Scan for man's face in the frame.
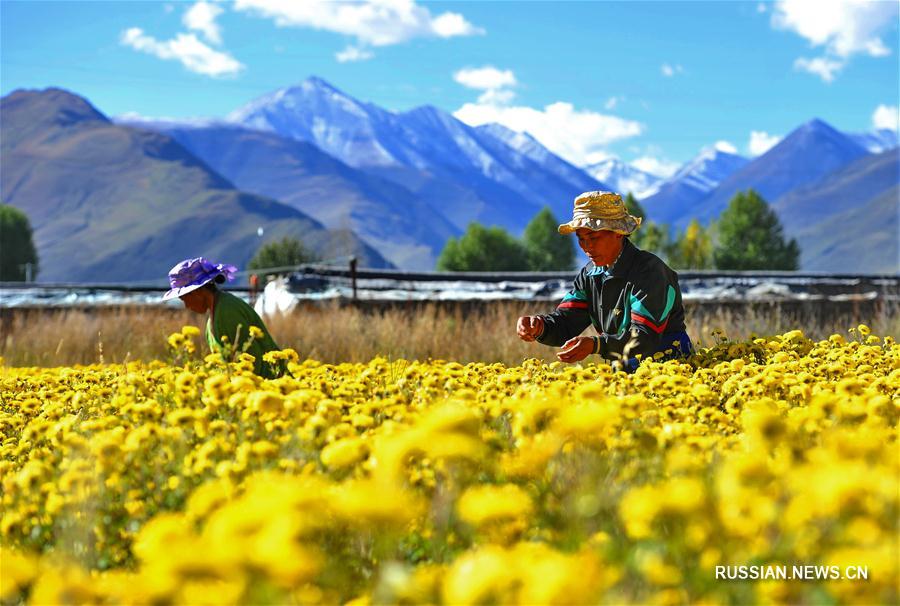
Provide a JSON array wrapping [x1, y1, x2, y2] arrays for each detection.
[[575, 228, 624, 266], [179, 289, 209, 314]]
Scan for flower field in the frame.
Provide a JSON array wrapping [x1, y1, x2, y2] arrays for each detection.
[[1, 327, 898, 605]]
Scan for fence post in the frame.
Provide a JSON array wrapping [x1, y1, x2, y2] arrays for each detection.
[[350, 257, 358, 302]]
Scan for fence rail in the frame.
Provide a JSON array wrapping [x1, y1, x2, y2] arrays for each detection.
[[2, 267, 897, 291]]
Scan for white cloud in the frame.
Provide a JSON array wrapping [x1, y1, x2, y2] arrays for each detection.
[[872, 104, 899, 131], [120, 27, 244, 77], [183, 1, 224, 45], [113, 111, 219, 127], [772, 0, 897, 58], [453, 66, 517, 90], [748, 130, 782, 156], [757, 2, 768, 14], [454, 100, 644, 167], [431, 12, 479, 37], [336, 45, 374, 62], [712, 140, 738, 154], [234, 0, 484, 47], [630, 155, 680, 178], [476, 88, 516, 105], [793, 56, 844, 82], [661, 63, 683, 77], [604, 96, 624, 110], [454, 66, 518, 105]]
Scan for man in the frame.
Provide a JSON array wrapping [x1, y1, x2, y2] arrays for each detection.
[[516, 191, 693, 370]]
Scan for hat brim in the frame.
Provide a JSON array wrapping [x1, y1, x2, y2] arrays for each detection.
[[162, 282, 206, 301], [558, 215, 641, 236]]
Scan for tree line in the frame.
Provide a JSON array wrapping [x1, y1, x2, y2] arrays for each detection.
[[437, 189, 800, 272]]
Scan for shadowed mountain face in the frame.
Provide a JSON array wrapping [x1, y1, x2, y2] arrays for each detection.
[[774, 149, 900, 272], [773, 148, 899, 231], [149, 124, 461, 271], [227, 77, 606, 232], [693, 119, 870, 226], [1, 88, 389, 282], [793, 184, 899, 273]]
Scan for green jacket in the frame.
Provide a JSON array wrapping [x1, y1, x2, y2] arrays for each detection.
[[537, 238, 690, 364], [206, 290, 282, 378]]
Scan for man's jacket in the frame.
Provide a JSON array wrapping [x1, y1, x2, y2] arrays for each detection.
[[537, 238, 690, 363]]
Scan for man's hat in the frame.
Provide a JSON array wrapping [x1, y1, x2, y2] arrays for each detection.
[[558, 191, 641, 235]]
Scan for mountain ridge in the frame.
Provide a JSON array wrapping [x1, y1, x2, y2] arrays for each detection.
[[1, 87, 389, 282], [154, 122, 460, 270], [227, 77, 606, 230]]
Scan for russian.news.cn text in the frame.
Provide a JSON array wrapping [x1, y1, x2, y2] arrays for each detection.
[[716, 565, 868, 581]]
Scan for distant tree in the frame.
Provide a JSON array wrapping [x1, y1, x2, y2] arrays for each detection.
[[671, 219, 714, 269], [522, 207, 576, 271], [714, 189, 800, 270], [247, 236, 317, 278], [624, 192, 647, 220], [0, 204, 39, 281], [437, 223, 530, 271], [632, 221, 671, 260]]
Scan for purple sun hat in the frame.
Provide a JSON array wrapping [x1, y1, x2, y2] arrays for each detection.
[[162, 257, 238, 301]]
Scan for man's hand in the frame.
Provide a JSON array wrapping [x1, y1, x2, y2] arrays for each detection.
[[557, 336, 596, 363], [516, 315, 544, 342]]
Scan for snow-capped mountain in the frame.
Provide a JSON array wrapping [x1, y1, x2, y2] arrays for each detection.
[[474, 123, 606, 197], [228, 77, 404, 168], [583, 158, 663, 199], [111, 78, 897, 273], [227, 77, 604, 231], [641, 147, 749, 226], [666, 146, 750, 194], [847, 128, 899, 153]]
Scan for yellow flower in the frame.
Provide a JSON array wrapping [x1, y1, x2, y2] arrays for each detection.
[[247, 391, 287, 415], [167, 332, 186, 349], [441, 546, 512, 604], [321, 438, 369, 470], [329, 480, 424, 526], [2, 326, 898, 605], [456, 484, 533, 527], [637, 551, 683, 586], [0, 547, 38, 601]]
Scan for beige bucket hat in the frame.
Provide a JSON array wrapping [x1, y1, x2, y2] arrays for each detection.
[[557, 191, 642, 235]]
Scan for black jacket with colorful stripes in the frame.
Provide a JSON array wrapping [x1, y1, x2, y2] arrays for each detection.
[[536, 238, 688, 362]]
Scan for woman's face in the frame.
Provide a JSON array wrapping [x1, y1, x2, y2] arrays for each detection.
[[179, 288, 211, 314], [576, 228, 624, 266]]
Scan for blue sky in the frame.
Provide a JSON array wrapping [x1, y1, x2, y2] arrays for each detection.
[[2, 0, 898, 174]]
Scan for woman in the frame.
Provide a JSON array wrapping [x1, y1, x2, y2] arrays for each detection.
[[163, 257, 284, 378], [516, 191, 693, 371]]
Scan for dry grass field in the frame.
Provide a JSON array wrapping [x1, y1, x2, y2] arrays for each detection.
[[2, 298, 897, 367]]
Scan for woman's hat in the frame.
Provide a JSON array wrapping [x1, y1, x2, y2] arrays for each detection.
[[557, 191, 642, 235], [162, 257, 237, 301]]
